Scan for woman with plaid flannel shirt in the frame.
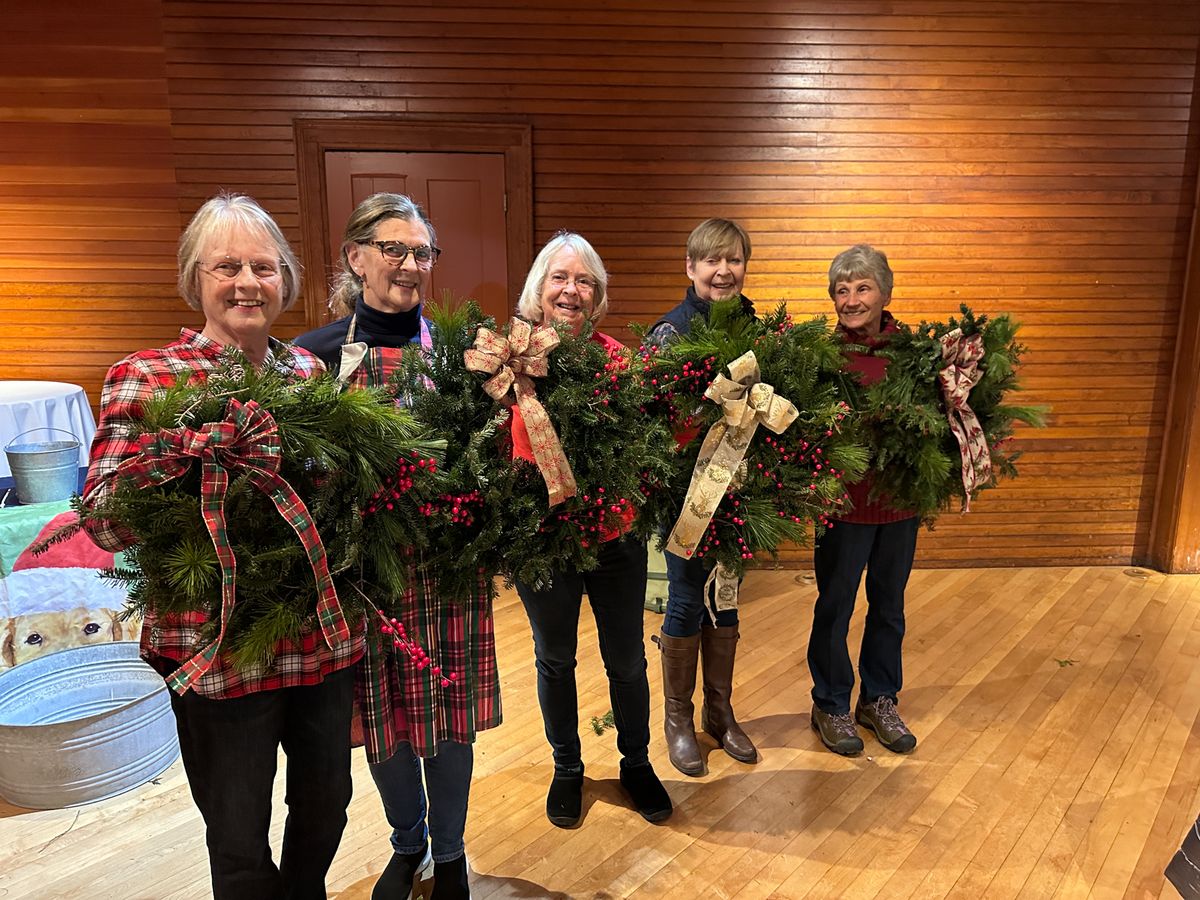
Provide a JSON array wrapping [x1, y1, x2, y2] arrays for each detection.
[[82, 193, 364, 900], [295, 192, 499, 900]]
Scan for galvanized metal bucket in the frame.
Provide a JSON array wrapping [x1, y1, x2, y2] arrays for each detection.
[[0, 642, 179, 809], [4, 427, 81, 504]]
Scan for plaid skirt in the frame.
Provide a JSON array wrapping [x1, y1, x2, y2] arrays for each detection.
[[356, 567, 502, 762]]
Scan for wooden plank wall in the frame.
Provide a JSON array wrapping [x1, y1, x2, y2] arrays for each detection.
[[0, 1, 180, 399], [1, 1, 1198, 568]]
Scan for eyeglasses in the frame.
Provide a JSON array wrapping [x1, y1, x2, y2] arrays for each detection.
[[359, 240, 442, 269], [203, 259, 286, 282], [548, 272, 596, 292]]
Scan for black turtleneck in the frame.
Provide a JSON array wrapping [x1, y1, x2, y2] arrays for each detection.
[[292, 296, 424, 370]]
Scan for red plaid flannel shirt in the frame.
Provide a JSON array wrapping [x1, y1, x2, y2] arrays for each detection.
[[82, 328, 365, 699]]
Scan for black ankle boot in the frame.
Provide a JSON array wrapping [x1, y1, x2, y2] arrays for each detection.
[[546, 769, 584, 827], [430, 853, 470, 900], [372, 846, 431, 899], [619, 763, 673, 823]]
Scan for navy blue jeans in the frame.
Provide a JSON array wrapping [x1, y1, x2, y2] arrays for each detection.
[[170, 665, 355, 900], [368, 739, 473, 863], [662, 549, 737, 637], [808, 517, 919, 714], [514, 536, 651, 772]]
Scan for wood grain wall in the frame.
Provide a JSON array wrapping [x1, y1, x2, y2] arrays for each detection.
[[2, 1, 1198, 568]]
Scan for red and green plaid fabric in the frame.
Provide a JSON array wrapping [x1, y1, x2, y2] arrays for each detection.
[[82, 328, 364, 698], [345, 344, 502, 762], [115, 398, 351, 694]]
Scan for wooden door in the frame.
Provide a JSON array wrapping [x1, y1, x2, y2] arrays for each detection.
[[324, 150, 510, 323]]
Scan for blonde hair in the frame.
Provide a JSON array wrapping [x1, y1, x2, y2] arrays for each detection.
[[177, 192, 301, 311], [685, 218, 751, 263], [516, 231, 609, 324]]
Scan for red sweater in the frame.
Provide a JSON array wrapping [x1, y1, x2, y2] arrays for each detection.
[[836, 312, 916, 525]]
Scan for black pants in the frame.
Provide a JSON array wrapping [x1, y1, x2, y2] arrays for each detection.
[[169, 665, 355, 900], [808, 518, 919, 714], [514, 536, 652, 772]]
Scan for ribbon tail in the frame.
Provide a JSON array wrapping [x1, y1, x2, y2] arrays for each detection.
[[256, 471, 350, 649], [666, 421, 757, 558], [514, 380, 577, 507], [168, 458, 235, 694], [703, 563, 740, 627]]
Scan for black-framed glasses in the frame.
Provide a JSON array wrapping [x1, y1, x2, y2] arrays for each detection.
[[203, 259, 286, 282], [359, 240, 442, 269]]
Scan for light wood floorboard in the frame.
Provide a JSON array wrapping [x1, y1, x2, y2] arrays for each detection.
[[1, 566, 1198, 898]]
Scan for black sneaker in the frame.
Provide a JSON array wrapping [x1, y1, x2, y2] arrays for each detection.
[[546, 769, 584, 828], [810, 707, 865, 756], [430, 853, 470, 900], [619, 763, 673, 822], [855, 696, 917, 753], [372, 845, 432, 899]]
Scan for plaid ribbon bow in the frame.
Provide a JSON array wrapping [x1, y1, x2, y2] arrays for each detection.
[[464, 319, 577, 506], [116, 398, 349, 693], [938, 328, 994, 512]]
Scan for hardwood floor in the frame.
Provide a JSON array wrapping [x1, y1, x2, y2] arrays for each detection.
[[1, 566, 1198, 898]]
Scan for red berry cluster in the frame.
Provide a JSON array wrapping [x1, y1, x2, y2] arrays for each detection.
[[637, 354, 719, 426], [590, 352, 630, 408], [376, 610, 458, 688], [418, 490, 483, 526], [544, 486, 631, 549], [364, 451, 439, 515]]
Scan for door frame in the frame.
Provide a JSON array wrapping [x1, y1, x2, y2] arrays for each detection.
[[294, 117, 533, 328]]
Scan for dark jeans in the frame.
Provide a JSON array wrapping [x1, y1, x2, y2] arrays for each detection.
[[809, 517, 919, 715], [514, 536, 651, 772], [662, 549, 738, 636], [368, 739, 473, 863], [169, 666, 356, 900]]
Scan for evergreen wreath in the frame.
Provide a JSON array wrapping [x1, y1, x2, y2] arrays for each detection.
[[45, 354, 444, 671], [853, 304, 1046, 523], [371, 301, 675, 598], [634, 299, 869, 577]]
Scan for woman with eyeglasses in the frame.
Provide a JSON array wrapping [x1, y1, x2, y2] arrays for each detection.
[[296, 193, 498, 900], [82, 192, 364, 899], [509, 232, 673, 830]]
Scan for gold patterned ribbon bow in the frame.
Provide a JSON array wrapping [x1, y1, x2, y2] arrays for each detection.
[[939, 328, 993, 512], [464, 318, 577, 506], [667, 350, 800, 560], [116, 398, 349, 694]]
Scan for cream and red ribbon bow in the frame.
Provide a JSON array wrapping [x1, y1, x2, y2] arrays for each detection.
[[939, 328, 993, 512], [464, 318, 577, 506], [666, 350, 799, 560], [116, 398, 349, 694]]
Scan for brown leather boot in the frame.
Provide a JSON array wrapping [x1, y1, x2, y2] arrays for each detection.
[[652, 631, 704, 776], [699, 625, 757, 763]]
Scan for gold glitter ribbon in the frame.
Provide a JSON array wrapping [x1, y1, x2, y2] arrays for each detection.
[[464, 318, 577, 506], [666, 351, 799, 560], [938, 328, 993, 512]]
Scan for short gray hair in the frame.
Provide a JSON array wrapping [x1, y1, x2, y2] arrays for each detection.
[[827, 244, 894, 299], [177, 192, 301, 311], [329, 192, 437, 318], [517, 231, 609, 324]]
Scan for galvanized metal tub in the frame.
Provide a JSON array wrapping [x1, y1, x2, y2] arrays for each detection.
[[0, 641, 179, 809], [4, 428, 81, 505]]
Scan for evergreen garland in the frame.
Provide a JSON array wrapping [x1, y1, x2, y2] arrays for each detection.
[[634, 299, 870, 576], [372, 301, 675, 597], [853, 304, 1046, 523], [51, 355, 444, 670]]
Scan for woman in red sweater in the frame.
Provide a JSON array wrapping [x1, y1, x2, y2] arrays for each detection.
[[511, 232, 673, 829], [809, 244, 920, 757]]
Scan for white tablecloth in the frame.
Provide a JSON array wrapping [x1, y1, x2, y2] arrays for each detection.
[[0, 382, 96, 479]]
